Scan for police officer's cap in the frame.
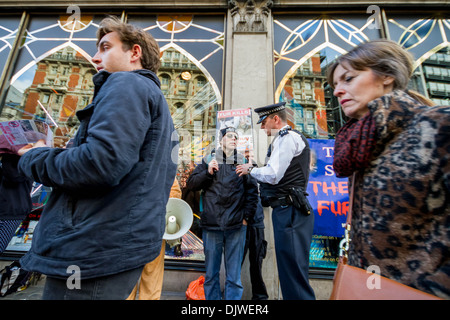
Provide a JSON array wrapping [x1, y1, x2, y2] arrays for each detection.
[[254, 102, 286, 124]]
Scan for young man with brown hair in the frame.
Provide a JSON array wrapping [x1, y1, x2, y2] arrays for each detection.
[[18, 16, 178, 299]]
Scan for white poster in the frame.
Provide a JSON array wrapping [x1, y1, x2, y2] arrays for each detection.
[[216, 108, 254, 155]]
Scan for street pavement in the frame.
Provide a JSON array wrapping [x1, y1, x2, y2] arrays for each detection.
[[0, 261, 185, 300]]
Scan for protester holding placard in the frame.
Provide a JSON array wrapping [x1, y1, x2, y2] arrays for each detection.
[[187, 127, 258, 300]]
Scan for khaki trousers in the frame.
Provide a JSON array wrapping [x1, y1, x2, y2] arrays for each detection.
[[127, 242, 165, 300]]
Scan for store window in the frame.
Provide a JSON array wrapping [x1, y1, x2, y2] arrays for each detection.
[[1, 13, 103, 253], [157, 47, 218, 262], [0, 16, 22, 77], [386, 15, 450, 106], [2, 13, 225, 265], [274, 14, 381, 138], [1, 14, 101, 143]]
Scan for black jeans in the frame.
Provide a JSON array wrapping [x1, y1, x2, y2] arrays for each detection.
[[42, 266, 143, 300], [243, 226, 268, 300]]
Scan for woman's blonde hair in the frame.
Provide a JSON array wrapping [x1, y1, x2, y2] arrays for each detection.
[[97, 16, 161, 73], [327, 39, 434, 106]]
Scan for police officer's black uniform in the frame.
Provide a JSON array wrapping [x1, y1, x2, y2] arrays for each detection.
[[250, 102, 315, 300]]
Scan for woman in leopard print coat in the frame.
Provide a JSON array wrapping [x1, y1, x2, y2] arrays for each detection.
[[328, 40, 449, 299]]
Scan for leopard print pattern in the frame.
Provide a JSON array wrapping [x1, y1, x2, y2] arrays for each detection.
[[348, 90, 450, 299]]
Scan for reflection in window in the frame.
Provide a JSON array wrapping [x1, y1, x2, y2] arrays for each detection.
[[2, 14, 225, 262], [159, 48, 217, 168], [0, 16, 21, 77], [133, 15, 225, 224], [158, 47, 219, 262], [274, 15, 380, 138], [196, 76, 206, 87], [278, 50, 341, 138], [1, 46, 96, 147], [1, 14, 100, 254], [412, 47, 450, 107], [387, 16, 449, 106], [128, 16, 225, 233], [1, 12, 100, 153]]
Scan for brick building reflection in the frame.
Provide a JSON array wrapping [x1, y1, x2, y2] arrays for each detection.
[[8, 47, 96, 147]]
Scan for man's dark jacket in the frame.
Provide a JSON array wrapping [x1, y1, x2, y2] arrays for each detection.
[[18, 69, 178, 279], [186, 149, 258, 231]]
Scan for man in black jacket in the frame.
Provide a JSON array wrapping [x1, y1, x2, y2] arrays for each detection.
[[0, 145, 32, 254], [187, 127, 258, 300], [17, 16, 177, 299]]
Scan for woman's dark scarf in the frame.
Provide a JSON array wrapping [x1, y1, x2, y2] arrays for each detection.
[[333, 113, 377, 177]]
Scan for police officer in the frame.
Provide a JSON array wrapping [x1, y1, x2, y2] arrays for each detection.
[[236, 102, 315, 300]]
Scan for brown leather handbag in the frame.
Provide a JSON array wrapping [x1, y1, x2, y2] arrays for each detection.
[[329, 175, 442, 300]]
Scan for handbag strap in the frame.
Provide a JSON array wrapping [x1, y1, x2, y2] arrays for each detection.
[[346, 173, 356, 226], [341, 173, 356, 260]]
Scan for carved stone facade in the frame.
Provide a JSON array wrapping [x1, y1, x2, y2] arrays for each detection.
[[228, 0, 273, 33]]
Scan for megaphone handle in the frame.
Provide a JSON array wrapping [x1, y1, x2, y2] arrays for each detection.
[[167, 215, 178, 234]]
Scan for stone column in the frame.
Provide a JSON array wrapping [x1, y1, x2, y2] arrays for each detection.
[[224, 0, 280, 300]]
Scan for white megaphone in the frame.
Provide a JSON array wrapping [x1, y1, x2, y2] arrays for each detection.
[[163, 198, 193, 245]]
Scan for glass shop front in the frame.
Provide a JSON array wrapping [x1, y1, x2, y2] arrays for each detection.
[[1, 6, 448, 277]]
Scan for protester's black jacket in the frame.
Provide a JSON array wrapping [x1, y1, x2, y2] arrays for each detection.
[[186, 148, 258, 231], [0, 154, 32, 220]]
